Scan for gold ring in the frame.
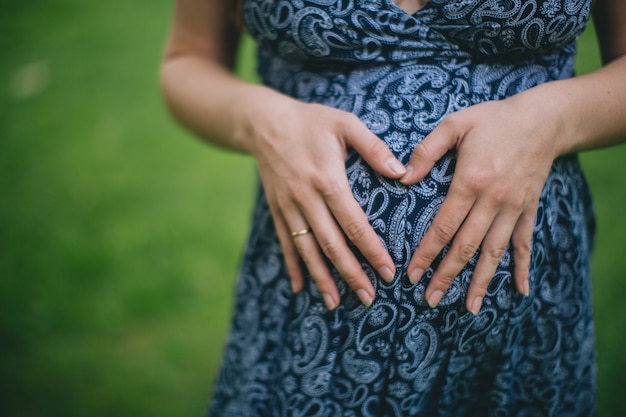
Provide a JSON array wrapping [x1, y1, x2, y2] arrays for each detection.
[[291, 228, 311, 238]]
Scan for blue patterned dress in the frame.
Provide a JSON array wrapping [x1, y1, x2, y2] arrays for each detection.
[[210, 0, 597, 416]]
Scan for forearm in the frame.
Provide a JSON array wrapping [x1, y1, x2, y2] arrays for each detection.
[[510, 54, 626, 158], [556, 54, 626, 154], [539, 0, 626, 155], [160, 54, 294, 154]]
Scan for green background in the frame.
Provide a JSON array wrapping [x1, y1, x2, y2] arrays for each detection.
[[1, 1, 624, 416]]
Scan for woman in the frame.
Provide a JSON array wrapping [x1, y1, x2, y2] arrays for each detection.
[[161, 0, 626, 415]]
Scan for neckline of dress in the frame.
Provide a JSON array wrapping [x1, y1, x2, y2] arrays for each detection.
[[384, 0, 433, 18]]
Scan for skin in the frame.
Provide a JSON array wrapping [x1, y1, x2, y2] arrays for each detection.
[[392, 0, 429, 14], [161, 0, 626, 313]]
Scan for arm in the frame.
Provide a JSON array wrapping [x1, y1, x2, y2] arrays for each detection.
[[160, 0, 406, 309], [401, 0, 626, 314]]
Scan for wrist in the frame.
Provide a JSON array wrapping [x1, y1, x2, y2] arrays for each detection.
[[508, 82, 578, 159], [231, 85, 299, 156]]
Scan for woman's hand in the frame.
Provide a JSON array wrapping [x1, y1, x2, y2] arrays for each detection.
[[242, 96, 406, 310], [163, 0, 626, 315], [400, 97, 561, 315]]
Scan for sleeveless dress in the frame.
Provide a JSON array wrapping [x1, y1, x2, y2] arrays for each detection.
[[210, 1, 597, 416]]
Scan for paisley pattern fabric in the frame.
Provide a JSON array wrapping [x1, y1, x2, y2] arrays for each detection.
[[210, 1, 597, 416]]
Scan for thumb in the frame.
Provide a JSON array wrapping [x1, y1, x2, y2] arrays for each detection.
[[345, 118, 406, 178], [400, 122, 458, 185]]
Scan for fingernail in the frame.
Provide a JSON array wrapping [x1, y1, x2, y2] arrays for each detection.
[[386, 158, 406, 176], [427, 290, 444, 308], [522, 280, 530, 297], [408, 267, 424, 284], [380, 266, 395, 282], [323, 293, 337, 310], [470, 296, 483, 315], [357, 289, 374, 307], [400, 165, 414, 184]]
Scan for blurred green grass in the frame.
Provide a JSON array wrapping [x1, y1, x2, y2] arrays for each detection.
[[0, 1, 624, 416]]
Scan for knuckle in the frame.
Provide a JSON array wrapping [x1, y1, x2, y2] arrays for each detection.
[[313, 277, 338, 297], [413, 143, 429, 160], [339, 112, 363, 134], [366, 251, 388, 269], [343, 220, 368, 242], [437, 272, 456, 287], [341, 269, 363, 287], [368, 138, 390, 159], [308, 170, 328, 193], [286, 182, 309, 206], [274, 193, 294, 212], [484, 245, 507, 262], [472, 277, 491, 292], [507, 192, 525, 211], [488, 185, 508, 206], [319, 239, 345, 260], [414, 249, 437, 266], [491, 182, 524, 210], [465, 169, 492, 192], [439, 114, 457, 130], [432, 221, 457, 243], [456, 242, 478, 260], [512, 231, 532, 252], [342, 111, 360, 125], [315, 176, 345, 200]]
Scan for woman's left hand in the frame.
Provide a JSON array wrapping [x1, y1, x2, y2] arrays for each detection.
[[400, 97, 562, 315]]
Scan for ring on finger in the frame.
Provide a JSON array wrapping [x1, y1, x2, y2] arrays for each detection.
[[291, 228, 311, 238]]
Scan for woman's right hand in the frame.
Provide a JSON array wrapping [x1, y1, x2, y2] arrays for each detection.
[[239, 96, 406, 310]]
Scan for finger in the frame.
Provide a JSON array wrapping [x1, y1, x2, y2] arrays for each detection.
[[320, 178, 396, 283], [511, 209, 534, 297], [297, 199, 376, 307], [294, 240, 341, 310], [343, 115, 406, 178], [423, 200, 496, 309], [465, 211, 518, 315], [269, 194, 341, 310], [407, 185, 476, 286], [288, 223, 343, 310], [273, 215, 305, 294], [400, 120, 458, 185]]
